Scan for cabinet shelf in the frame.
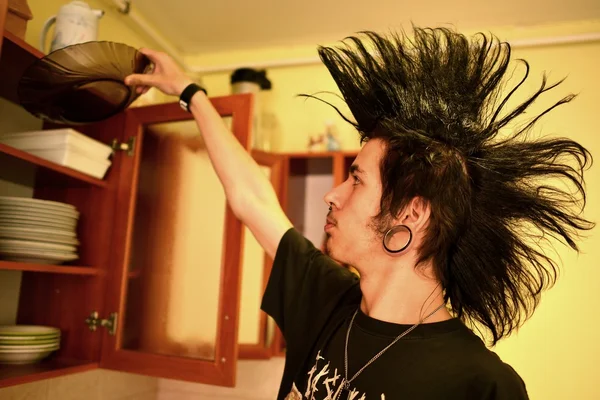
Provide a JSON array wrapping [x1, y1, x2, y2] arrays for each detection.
[[0, 359, 98, 388], [0, 143, 108, 187], [0, 261, 103, 276]]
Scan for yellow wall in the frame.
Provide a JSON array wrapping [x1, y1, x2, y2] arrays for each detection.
[[190, 20, 600, 155], [24, 0, 160, 51], [493, 38, 600, 400], [195, 57, 359, 153], [188, 21, 600, 400]]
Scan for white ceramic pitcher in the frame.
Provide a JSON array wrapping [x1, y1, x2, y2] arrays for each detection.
[[39, 1, 104, 53]]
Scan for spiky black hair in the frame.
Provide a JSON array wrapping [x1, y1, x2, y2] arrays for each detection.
[[312, 27, 594, 344]]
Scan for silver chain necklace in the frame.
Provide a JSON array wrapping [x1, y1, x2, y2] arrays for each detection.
[[337, 302, 447, 399]]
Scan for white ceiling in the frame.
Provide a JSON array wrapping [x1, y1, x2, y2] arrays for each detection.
[[132, 0, 600, 54]]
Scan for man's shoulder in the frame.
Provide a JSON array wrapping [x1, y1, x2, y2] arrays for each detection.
[[438, 332, 528, 398], [467, 357, 528, 399], [415, 325, 527, 398]]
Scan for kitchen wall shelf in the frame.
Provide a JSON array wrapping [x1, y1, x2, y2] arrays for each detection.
[[0, 261, 102, 276], [0, 143, 108, 187], [0, 359, 98, 388]]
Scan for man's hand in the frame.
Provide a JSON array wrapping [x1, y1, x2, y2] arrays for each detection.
[[125, 48, 193, 96]]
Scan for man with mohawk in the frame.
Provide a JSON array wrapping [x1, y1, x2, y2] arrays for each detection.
[[125, 26, 593, 400]]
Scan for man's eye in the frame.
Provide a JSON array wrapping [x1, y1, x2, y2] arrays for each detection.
[[352, 175, 360, 185]]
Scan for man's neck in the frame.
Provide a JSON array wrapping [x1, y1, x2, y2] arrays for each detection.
[[358, 258, 452, 325]]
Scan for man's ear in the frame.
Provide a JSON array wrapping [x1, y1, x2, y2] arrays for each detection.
[[399, 196, 431, 232]]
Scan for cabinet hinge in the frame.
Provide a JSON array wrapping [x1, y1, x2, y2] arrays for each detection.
[[85, 311, 118, 335], [111, 137, 136, 157]]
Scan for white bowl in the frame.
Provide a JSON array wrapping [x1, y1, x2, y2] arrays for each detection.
[[0, 338, 59, 346], [0, 325, 61, 336], [0, 348, 59, 364], [0, 342, 59, 350]]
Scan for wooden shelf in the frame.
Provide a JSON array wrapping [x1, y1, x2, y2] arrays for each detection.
[[0, 261, 103, 276], [0, 143, 108, 187], [0, 358, 98, 388], [0, 31, 43, 104]]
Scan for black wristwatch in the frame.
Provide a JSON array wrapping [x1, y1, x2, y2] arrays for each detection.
[[179, 83, 207, 112]]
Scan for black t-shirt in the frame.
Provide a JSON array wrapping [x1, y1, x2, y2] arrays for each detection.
[[261, 228, 529, 400]]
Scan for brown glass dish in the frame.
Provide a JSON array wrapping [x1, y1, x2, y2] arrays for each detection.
[[18, 41, 152, 125]]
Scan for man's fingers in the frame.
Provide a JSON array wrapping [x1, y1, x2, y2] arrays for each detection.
[[138, 47, 163, 62], [125, 73, 157, 87]]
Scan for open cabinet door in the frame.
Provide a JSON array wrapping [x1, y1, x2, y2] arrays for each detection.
[[238, 150, 284, 359], [100, 94, 253, 386]]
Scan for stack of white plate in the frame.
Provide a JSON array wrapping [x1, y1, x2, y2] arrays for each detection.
[[0, 325, 61, 365], [0, 129, 112, 179], [0, 196, 79, 265]]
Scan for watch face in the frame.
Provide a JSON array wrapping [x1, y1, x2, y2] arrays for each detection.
[[179, 99, 188, 111]]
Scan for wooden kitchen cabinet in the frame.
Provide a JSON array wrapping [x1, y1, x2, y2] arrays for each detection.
[[0, 29, 253, 388]]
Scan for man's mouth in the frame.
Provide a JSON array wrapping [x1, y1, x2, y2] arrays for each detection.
[[324, 216, 336, 232]]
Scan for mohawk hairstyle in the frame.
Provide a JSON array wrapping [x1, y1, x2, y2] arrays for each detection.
[[312, 27, 594, 344]]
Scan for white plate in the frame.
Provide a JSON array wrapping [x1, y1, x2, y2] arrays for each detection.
[[0, 218, 76, 231], [0, 326, 61, 336], [0, 128, 113, 160], [0, 225, 76, 238], [0, 212, 77, 226], [0, 228, 79, 246], [0, 348, 58, 364], [0, 342, 60, 350], [28, 146, 112, 179], [0, 204, 79, 219], [0, 248, 78, 264], [0, 338, 59, 345], [0, 197, 76, 212], [0, 239, 77, 252], [0, 333, 60, 340], [0, 335, 60, 342], [0, 336, 60, 343]]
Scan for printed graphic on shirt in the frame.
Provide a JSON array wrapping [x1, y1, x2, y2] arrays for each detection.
[[285, 351, 386, 400], [284, 383, 303, 400]]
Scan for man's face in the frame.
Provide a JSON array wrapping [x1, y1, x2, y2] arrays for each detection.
[[324, 138, 386, 266]]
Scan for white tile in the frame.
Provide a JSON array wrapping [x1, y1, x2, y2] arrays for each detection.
[[113, 390, 158, 400], [157, 358, 284, 400], [158, 391, 272, 400], [47, 369, 102, 400], [98, 369, 158, 399], [0, 380, 49, 400]]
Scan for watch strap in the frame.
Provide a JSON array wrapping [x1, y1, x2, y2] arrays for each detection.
[[179, 83, 207, 112]]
